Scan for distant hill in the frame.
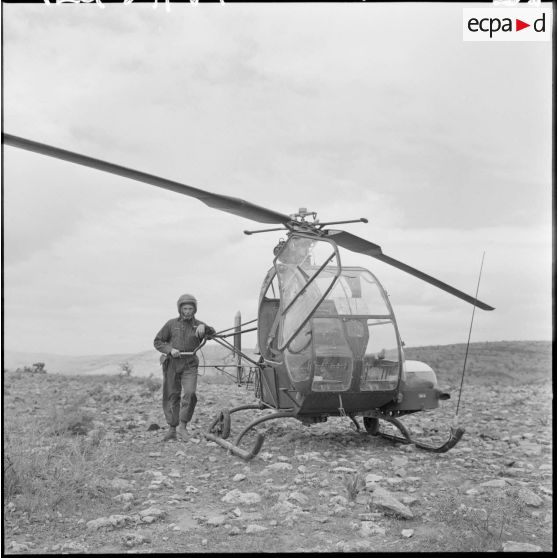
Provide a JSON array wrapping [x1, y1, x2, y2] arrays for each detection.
[[404, 340, 552, 386], [3, 340, 552, 385], [2, 344, 255, 378]]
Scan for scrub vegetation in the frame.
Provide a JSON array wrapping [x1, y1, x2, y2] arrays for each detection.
[[3, 340, 552, 553]]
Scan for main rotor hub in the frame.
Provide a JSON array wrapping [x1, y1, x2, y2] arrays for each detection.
[[290, 207, 318, 224]]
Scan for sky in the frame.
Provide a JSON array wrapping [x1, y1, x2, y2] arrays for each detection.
[[1, 1, 553, 356]]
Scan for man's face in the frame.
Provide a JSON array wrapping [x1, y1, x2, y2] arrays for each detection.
[[180, 304, 196, 319]]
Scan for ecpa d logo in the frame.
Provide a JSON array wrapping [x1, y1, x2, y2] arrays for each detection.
[[463, 7, 551, 41]]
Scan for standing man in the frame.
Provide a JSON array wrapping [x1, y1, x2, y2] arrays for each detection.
[[154, 294, 216, 442]]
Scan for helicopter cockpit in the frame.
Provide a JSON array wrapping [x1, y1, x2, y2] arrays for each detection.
[[262, 234, 403, 393]]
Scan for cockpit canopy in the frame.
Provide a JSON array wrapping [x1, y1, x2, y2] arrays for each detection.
[[260, 234, 402, 392]]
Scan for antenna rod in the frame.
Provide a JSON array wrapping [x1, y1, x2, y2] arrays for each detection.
[[455, 252, 487, 417]]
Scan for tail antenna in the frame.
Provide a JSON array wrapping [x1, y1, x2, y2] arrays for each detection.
[[455, 252, 487, 420]]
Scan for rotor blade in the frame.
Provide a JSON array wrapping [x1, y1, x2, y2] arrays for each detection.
[[2, 133, 291, 225], [325, 229, 494, 311]]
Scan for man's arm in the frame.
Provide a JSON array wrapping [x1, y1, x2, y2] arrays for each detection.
[[195, 321, 216, 339], [154, 321, 174, 354]]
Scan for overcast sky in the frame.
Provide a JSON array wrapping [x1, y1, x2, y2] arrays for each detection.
[[2, 2, 553, 356]]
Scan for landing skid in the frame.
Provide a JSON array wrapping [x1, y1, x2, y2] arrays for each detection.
[[204, 406, 465, 461], [204, 404, 298, 461], [360, 415, 465, 453]]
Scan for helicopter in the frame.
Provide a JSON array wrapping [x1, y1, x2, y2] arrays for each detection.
[[3, 133, 494, 461]]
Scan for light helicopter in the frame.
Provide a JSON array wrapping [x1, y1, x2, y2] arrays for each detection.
[[3, 133, 494, 461]]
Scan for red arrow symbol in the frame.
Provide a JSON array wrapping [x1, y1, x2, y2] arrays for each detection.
[[516, 19, 530, 32]]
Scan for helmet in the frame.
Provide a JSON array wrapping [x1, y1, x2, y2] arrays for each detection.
[[177, 294, 197, 313]]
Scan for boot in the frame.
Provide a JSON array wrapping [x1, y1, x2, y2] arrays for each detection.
[[177, 422, 188, 442], [163, 426, 176, 442]]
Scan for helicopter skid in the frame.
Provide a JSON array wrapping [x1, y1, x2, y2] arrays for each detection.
[[204, 405, 297, 461], [375, 416, 465, 453]]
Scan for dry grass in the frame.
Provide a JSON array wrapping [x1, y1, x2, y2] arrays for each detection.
[[433, 487, 530, 552]]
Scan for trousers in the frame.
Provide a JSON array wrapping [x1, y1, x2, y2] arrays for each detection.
[[162, 358, 198, 427]]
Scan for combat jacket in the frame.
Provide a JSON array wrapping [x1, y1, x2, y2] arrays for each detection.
[[154, 317, 215, 368]]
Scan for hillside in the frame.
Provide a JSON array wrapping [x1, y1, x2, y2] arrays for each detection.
[[3, 340, 551, 386], [404, 340, 552, 387], [2, 344, 255, 378]]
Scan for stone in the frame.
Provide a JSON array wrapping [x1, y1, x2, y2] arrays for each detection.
[[288, 491, 309, 505], [401, 529, 414, 538], [113, 493, 134, 503], [332, 466, 357, 473], [110, 478, 134, 490], [233, 474, 246, 482], [371, 487, 414, 519], [365, 473, 383, 489], [246, 524, 268, 533], [516, 488, 543, 507], [502, 541, 542, 552], [360, 521, 386, 537], [265, 462, 292, 471], [480, 479, 508, 488], [355, 492, 371, 505], [206, 515, 227, 527], [139, 507, 165, 519], [221, 489, 261, 505]]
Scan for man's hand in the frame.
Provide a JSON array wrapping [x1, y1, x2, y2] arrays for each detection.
[[170, 348, 180, 358], [195, 324, 206, 338]]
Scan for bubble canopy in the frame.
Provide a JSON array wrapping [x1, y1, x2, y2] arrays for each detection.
[[273, 234, 402, 392]]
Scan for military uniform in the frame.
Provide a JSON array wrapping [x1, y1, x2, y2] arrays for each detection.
[[154, 295, 215, 430]]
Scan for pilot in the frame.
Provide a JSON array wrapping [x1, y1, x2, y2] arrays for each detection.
[[154, 294, 215, 442]]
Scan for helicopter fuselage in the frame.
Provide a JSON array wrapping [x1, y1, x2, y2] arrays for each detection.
[[255, 233, 448, 420]]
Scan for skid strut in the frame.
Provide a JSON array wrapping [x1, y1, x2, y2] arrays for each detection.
[[375, 416, 465, 453], [204, 405, 297, 461]]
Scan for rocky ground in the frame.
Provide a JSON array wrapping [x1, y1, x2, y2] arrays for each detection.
[[3, 368, 553, 554]]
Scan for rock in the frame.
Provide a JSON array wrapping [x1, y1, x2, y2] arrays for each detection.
[[360, 521, 386, 537], [516, 488, 543, 507], [355, 492, 371, 505], [121, 533, 150, 547], [520, 443, 542, 457], [7, 541, 32, 552], [288, 491, 309, 505], [86, 517, 112, 530], [400, 495, 419, 506], [139, 507, 165, 519], [86, 515, 132, 530], [332, 466, 357, 473], [371, 487, 414, 519], [233, 474, 246, 482], [330, 495, 348, 506], [168, 469, 181, 478], [271, 500, 298, 515], [228, 527, 241, 536], [246, 524, 268, 533], [265, 462, 292, 471], [480, 479, 508, 488], [221, 489, 261, 505], [401, 529, 414, 538], [363, 458, 383, 471], [110, 478, 134, 490], [364, 473, 383, 489], [113, 493, 134, 503], [147, 423, 160, 431], [337, 540, 372, 552], [502, 541, 542, 552], [206, 515, 227, 526]]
